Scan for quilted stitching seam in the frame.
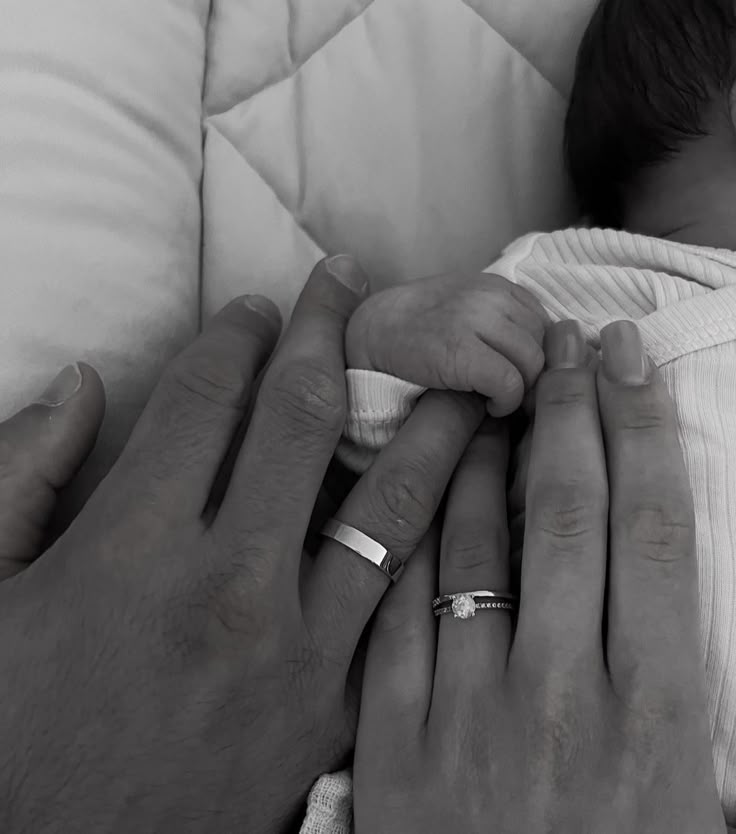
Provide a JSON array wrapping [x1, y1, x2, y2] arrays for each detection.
[[206, 0, 377, 119], [459, 0, 566, 100], [205, 122, 325, 256], [200, 0, 216, 328]]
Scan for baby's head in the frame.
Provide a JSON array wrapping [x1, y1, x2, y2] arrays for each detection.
[[565, 0, 736, 249]]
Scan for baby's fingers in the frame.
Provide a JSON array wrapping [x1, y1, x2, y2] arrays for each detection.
[[459, 342, 525, 417], [480, 272, 550, 331], [468, 327, 545, 417], [476, 311, 546, 388]]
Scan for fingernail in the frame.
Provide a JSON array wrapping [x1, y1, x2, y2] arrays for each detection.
[[36, 363, 83, 406], [543, 321, 587, 369], [325, 254, 369, 297], [601, 321, 651, 385], [241, 294, 281, 323]]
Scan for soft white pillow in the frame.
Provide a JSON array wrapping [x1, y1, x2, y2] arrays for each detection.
[[0, 0, 208, 517], [201, 0, 596, 320]]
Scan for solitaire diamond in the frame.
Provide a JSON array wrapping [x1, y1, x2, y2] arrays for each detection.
[[451, 594, 476, 619]]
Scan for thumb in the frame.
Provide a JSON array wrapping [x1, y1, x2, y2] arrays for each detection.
[[0, 362, 105, 579]]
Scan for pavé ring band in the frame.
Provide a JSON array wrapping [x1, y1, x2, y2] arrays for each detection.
[[432, 590, 519, 619]]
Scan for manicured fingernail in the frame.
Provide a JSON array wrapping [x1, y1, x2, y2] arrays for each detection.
[[36, 363, 83, 406], [601, 321, 651, 385], [325, 254, 369, 297], [241, 294, 281, 322], [543, 320, 587, 369]]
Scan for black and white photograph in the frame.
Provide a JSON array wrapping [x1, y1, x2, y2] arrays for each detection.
[[1, 1, 735, 831]]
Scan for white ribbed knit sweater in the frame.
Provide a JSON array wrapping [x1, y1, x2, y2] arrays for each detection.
[[301, 228, 736, 832]]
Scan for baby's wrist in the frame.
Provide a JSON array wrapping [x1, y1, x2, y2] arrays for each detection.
[[345, 342, 376, 371]]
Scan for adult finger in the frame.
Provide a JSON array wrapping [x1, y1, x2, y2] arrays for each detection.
[[358, 526, 439, 744], [508, 419, 532, 587], [433, 420, 512, 701], [0, 363, 105, 578], [303, 390, 485, 655], [214, 256, 368, 568], [304, 459, 359, 557], [521, 344, 599, 418], [511, 321, 609, 675], [111, 294, 282, 522], [597, 321, 700, 696]]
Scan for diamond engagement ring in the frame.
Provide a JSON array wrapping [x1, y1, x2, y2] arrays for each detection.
[[321, 518, 404, 582], [432, 590, 519, 619]]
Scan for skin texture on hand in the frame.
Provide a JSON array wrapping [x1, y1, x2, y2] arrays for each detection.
[[0, 257, 487, 834], [353, 320, 728, 833], [345, 272, 549, 417], [0, 363, 105, 578]]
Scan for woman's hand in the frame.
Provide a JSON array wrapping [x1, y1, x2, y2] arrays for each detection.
[[0, 256, 485, 834], [354, 319, 726, 833]]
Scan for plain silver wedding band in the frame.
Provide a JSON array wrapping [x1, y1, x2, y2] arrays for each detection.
[[321, 518, 404, 582]]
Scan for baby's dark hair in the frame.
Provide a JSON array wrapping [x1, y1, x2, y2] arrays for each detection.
[[565, 0, 736, 228]]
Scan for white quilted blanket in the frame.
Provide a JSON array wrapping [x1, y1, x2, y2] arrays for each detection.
[[0, 0, 595, 515]]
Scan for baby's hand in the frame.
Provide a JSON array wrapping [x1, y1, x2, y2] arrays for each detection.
[[345, 272, 548, 417]]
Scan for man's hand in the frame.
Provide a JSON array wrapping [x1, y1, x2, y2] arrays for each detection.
[[0, 256, 485, 834], [0, 362, 105, 577]]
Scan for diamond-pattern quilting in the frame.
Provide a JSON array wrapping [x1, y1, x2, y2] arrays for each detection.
[[204, 0, 375, 116], [202, 0, 579, 323], [462, 0, 598, 96], [202, 124, 323, 320]]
